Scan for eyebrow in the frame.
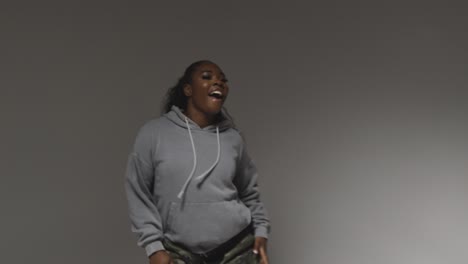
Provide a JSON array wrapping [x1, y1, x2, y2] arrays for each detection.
[[200, 70, 226, 77]]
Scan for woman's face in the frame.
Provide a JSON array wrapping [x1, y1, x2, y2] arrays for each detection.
[[184, 62, 229, 116]]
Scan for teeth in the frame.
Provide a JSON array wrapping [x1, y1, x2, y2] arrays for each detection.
[[210, 91, 222, 96]]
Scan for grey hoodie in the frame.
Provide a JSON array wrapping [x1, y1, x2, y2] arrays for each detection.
[[125, 105, 270, 257]]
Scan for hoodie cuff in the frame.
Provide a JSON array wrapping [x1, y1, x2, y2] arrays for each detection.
[[145, 241, 165, 257], [254, 226, 269, 239]]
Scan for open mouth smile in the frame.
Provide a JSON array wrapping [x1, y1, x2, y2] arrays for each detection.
[[208, 88, 225, 102]]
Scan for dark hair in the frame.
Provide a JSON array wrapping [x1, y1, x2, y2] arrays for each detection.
[[162, 60, 214, 114]]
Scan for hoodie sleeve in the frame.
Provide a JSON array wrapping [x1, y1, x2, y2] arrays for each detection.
[[124, 123, 165, 256], [234, 140, 271, 239]]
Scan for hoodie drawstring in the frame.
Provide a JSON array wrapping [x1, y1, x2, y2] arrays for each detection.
[[177, 117, 221, 199]]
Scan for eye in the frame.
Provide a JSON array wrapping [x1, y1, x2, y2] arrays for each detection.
[[202, 74, 212, 80], [222, 78, 228, 83]]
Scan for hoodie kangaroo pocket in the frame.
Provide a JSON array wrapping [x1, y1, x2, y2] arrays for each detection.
[[165, 200, 251, 253]]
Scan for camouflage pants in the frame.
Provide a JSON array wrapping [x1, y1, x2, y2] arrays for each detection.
[[162, 233, 259, 264]]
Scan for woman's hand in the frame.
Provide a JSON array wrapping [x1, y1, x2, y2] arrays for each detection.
[[149, 250, 173, 264], [253, 237, 269, 264]]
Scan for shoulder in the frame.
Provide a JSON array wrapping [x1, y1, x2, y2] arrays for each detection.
[[133, 116, 170, 145], [220, 127, 247, 155], [230, 127, 246, 144], [131, 116, 171, 155], [221, 126, 242, 139]]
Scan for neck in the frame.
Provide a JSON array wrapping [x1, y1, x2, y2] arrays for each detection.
[[184, 106, 219, 128]]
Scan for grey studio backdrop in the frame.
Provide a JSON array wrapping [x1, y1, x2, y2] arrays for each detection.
[[1, 1, 467, 264]]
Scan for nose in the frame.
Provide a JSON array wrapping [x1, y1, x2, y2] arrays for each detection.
[[213, 78, 226, 88]]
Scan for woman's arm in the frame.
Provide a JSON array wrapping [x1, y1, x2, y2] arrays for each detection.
[[234, 140, 270, 238], [125, 123, 166, 258], [234, 139, 270, 263]]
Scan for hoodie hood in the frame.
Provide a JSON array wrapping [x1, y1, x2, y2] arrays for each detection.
[[164, 105, 234, 132]]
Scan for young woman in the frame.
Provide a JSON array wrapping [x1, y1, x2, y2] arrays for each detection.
[[125, 60, 270, 264]]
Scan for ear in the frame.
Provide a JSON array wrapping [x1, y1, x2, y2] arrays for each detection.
[[183, 84, 192, 97]]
